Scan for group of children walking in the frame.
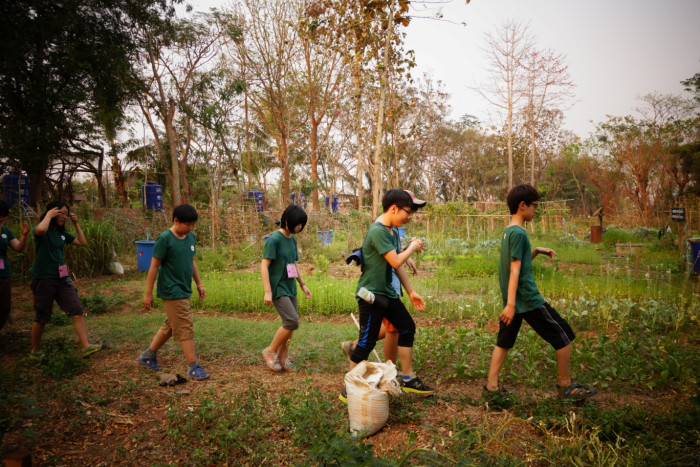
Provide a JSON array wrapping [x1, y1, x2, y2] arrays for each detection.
[[2, 184, 596, 401]]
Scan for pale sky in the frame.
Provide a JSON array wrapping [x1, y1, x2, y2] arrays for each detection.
[[186, 0, 700, 138]]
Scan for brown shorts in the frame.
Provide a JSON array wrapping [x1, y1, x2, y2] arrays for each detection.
[[158, 298, 194, 341], [31, 278, 84, 325]]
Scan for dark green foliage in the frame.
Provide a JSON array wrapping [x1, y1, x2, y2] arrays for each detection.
[[40, 339, 88, 380], [80, 290, 126, 315]]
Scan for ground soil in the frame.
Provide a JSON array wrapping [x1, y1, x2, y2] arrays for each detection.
[[0, 273, 685, 466]]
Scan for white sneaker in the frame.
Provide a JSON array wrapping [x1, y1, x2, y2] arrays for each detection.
[[262, 348, 282, 371]]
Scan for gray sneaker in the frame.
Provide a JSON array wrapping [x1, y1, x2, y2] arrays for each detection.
[[262, 348, 282, 371]]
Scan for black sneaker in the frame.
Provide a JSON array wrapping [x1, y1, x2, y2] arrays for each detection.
[[339, 388, 347, 404], [401, 376, 435, 395]]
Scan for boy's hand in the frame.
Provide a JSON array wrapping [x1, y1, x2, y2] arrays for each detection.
[[69, 212, 79, 224], [264, 292, 273, 306], [405, 257, 418, 275], [408, 238, 425, 254], [408, 290, 425, 311], [301, 284, 311, 299], [499, 304, 515, 326], [196, 285, 206, 301], [143, 292, 154, 310], [20, 223, 29, 236], [536, 247, 556, 260]]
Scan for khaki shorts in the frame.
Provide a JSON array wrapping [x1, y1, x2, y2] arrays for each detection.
[[158, 298, 194, 341]]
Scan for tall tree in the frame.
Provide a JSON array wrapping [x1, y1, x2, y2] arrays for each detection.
[[474, 19, 533, 189], [0, 0, 176, 205]]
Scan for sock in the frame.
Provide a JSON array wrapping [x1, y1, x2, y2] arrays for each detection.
[[402, 374, 415, 382], [188, 361, 198, 370], [140, 348, 156, 359]]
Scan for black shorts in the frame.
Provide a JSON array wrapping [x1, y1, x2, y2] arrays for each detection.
[[351, 294, 416, 364], [496, 302, 575, 351], [31, 277, 84, 325]]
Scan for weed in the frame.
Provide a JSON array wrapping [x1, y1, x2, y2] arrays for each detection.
[[39, 338, 88, 379], [81, 290, 126, 315]]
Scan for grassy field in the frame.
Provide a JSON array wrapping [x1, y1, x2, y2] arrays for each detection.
[[0, 221, 698, 465]]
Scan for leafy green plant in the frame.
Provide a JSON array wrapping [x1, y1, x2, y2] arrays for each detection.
[[313, 253, 330, 274], [80, 291, 126, 315], [39, 338, 88, 379]]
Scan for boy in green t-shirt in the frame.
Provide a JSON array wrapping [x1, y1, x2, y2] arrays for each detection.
[[30, 201, 102, 359], [261, 205, 311, 371], [345, 189, 433, 396], [138, 204, 209, 380], [485, 185, 596, 400], [0, 200, 28, 333]]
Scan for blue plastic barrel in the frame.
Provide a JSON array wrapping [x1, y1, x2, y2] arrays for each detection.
[[689, 239, 700, 274], [2, 173, 30, 207], [135, 240, 156, 271], [331, 195, 339, 213], [324, 196, 330, 209], [143, 182, 163, 211], [248, 190, 264, 212], [317, 230, 333, 245]]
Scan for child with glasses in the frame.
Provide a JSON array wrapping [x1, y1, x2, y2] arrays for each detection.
[[29, 201, 102, 359], [485, 184, 596, 400]]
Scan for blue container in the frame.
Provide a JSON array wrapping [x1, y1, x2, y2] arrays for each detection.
[[143, 182, 163, 211], [248, 190, 264, 212], [135, 240, 156, 271], [397, 227, 407, 239], [317, 230, 333, 245], [2, 173, 30, 207], [688, 239, 700, 274], [324, 196, 330, 209], [331, 195, 339, 213]]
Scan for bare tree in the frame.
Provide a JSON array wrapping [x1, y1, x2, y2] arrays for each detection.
[[475, 19, 533, 188]]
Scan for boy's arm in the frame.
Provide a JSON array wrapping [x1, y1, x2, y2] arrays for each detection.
[[192, 258, 205, 300], [142, 257, 162, 309], [383, 239, 424, 269], [499, 259, 521, 326], [261, 258, 273, 305], [34, 208, 60, 236], [532, 247, 556, 260], [69, 213, 87, 246], [294, 265, 311, 299], [9, 223, 29, 252], [396, 265, 424, 311]]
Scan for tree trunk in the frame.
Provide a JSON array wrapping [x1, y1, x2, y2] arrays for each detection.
[[371, 2, 393, 218]]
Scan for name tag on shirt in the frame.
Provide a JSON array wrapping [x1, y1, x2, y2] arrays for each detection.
[[59, 265, 69, 277], [0, 259, 4, 270], [286, 264, 298, 278]]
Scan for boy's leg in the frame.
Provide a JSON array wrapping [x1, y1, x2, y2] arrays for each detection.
[[383, 329, 399, 364], [350, 297, 387, 368], [0, 277, 11, 331], [485, 313, 523, 391], [163, 299, 199, 365], [555, 343, 572, 388], [56, 278, 96, 350], [268, 296, 298, 364], [180, 339, 197, 364], [30, 278, 62, 353], [486, 346, 509, 391]]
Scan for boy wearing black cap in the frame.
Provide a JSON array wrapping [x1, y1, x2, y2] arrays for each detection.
[[344, 189, 434, 397]]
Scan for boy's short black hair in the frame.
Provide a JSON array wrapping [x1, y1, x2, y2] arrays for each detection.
[[280, 205, 307, 232], [40, 201, 70, 231], [507, 184, 541, 214], [173, 204, 198, 223], [0, 201, 9, 217], [382, 189, 413, 212]]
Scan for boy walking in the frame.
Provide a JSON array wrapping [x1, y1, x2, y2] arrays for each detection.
[[261, 205, 311, 371], [138, 204, 209, 380], [345, 189, 434, 397], [485, 185, 596, 400]]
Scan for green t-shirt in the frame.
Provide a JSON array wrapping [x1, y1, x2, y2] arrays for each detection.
[[0, 226, 17, 278], [263, 231, 299, 299], [31, 226, 76, 279], [356, 223, 401, 299], [152, 230, 196, 300], [499, 225, 545, 314]]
